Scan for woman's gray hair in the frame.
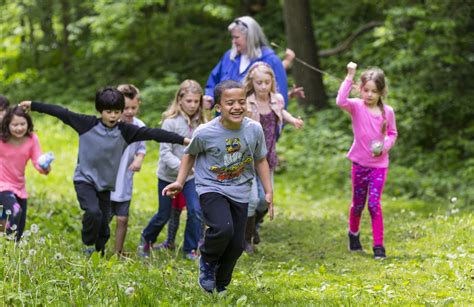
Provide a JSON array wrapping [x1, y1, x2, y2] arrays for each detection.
[[228, 16, 268, 60]]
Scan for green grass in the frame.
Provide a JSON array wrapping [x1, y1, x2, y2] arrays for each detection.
[[0, 113, 472, 305]]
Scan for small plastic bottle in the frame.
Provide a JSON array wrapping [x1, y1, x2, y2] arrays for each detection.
[[38, 152, 55, 169]]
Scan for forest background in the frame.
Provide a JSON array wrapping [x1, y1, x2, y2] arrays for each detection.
[[1, 0, 472, 205], [0, 0, 472, 305]]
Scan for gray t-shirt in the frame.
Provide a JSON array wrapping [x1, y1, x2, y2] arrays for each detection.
[[185, 117, 267, 203]]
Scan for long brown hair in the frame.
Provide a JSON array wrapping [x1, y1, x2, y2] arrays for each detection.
[[162, 80, 208, 128], [1, 106, 34, 142], [360, 67, 388, 134]]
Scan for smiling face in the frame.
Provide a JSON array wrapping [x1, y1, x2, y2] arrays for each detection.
[[361, 80, 382, 107], [215, 88, 247, 130], [9, 114, 28, 139], [231, 28, 247, 55], [179, 93, 201, 118], [121, 97, 140, 124], [101, 109, 122, 128]]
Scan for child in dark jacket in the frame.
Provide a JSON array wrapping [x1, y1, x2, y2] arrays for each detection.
[[20, 87, 189, 254]]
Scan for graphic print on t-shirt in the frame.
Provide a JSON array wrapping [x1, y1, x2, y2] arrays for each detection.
[[210, 137, 253, 181]]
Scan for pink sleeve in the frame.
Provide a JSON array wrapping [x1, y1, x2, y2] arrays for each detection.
[[30, 134, 44, 173], [336, 78, 356, 113], [383, 108, 398, 154]]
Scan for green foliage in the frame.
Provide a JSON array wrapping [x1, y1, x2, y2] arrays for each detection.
[[1, 114, 472, 304]]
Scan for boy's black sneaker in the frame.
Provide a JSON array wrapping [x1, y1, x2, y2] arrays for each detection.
[[348, 232, 363, 251], [198, 256, 216, 293], [373, 245, 386, 259]]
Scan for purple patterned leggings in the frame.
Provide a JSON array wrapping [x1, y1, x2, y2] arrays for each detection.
[[349, 162, 387, 247]]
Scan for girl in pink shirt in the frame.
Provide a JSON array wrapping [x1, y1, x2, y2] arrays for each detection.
[[336, 62, 398, 259], [0, 106, 50, 240]]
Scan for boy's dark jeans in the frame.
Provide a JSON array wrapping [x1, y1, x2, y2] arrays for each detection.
[[74, 181, 111, 252], [199, 192, 248, 288]]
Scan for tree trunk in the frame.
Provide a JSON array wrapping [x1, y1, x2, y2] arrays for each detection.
[[37, 0, 56, 47], [59, 0, 71, 74], [283, 0, 327, 109]]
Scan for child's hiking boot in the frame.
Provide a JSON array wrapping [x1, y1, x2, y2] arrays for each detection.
[[348, 232, 363, 251], [373, 245, 386, 259], [184, 250, 199, 261], [198, 256, 216, 293]]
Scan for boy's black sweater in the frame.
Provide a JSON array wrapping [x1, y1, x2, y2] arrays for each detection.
[[32, 102, 185, 191]]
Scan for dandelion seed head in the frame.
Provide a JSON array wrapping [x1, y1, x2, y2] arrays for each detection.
[[5, 210, 11, 215], [125, 287, 135, 296], [10, 224, 17, 231], [450, 197, 457, 204], [37, 237, 45, 245], [29, 249, 37, 256], [23, 258, 31, 265], [54, 253, 63, 260], [30, 224, 39, 234], [23, 230, 31, 237]]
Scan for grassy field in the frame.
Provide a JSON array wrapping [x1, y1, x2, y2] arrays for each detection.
[[0, 114, 472, 305]]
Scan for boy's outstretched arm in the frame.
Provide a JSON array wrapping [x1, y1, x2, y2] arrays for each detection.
[[20, 100, 97, 134], [254, 157, 274, 220], [162, 153, 196, 198]]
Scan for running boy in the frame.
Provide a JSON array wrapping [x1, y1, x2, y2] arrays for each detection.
[[163, 80, 273, 294], [19, 87, 189, 254]]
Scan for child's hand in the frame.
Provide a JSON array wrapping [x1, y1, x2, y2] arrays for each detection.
[[128, 153, 144, 172], [183, 137, 191, 146], [292, 116, 304, 129], [203, 95, 214, 110], [347, 62, 357, 79], [162, 182, 183, 198], [265, 192, 274, 220], [128, 159, 142, 172], [288, 85, 305, 99], [43, 165, 51, 175], [19, 101, 32, 112]]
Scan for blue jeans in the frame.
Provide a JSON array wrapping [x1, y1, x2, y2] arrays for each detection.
[[142, 179, 202, 253]]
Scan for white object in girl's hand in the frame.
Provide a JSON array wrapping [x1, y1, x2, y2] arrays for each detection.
[[38, 152, 55, 169], [371, 140, 383, 155]]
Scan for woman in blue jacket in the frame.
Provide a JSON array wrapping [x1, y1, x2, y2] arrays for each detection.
[[204, 16, 288, 109]]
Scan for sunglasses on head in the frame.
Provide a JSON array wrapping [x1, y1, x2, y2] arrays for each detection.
[[233, 19, 248, 28]]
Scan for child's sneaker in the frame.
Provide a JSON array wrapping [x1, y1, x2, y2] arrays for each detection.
[[83, 246, 96, 257], [198, 256, 216, 293], [348, 232, 363, 251], [138, 237, 151, 258], [373, 246, 386, 259], [184, 250, 199, 261], [216, 284, 227, 296]]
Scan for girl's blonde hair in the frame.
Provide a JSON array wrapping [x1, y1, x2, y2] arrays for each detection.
[[360, 67, 388, 134], [243, 61, 276, 97], [162, 80, 208, 127]]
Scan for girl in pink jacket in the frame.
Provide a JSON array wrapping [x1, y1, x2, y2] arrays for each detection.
[[0, 106, 51, 240], [336, 62, 398, 259]]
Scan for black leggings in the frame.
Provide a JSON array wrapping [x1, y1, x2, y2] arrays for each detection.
[[0, 191, 27, 241]]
